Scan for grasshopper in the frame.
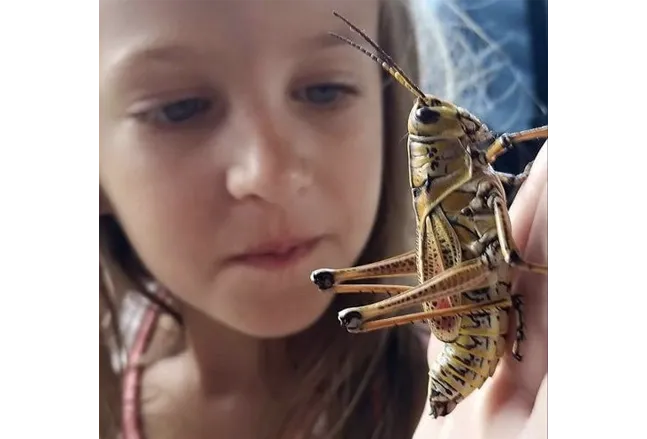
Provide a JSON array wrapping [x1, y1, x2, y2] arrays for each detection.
[[310, 11, 548, 418]]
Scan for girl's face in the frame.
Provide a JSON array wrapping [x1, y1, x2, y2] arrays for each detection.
[[100, 0, 383, 338]]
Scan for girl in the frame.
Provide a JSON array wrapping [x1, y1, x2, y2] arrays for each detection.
[[99, 0, 548, 438]]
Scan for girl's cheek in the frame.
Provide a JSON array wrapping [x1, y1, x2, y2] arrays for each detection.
[[326, 118, 383, 228]]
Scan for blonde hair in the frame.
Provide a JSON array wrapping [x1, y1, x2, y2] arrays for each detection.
[[99, 1, 438, 438]]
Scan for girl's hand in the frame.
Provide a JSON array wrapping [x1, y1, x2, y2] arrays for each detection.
[[413, 142, 548, 439]]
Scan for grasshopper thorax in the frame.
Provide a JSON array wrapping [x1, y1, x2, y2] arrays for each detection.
[[406, 96, 492, 193]]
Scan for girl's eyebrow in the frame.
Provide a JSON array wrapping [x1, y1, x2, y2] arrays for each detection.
[[102, 44, 202, 87], [115, 25, 356, 69], [103, 24, 365, 85], [109, 45, 196, 73]]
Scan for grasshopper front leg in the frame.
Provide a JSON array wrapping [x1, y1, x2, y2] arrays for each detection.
[[310, 249, 417, 290], [492, 195, 547, 275], [485, 125, 548, 164], [338, 258, 494, 331], [494, 160, 534, 194]]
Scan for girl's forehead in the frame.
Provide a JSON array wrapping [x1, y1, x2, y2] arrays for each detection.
[[100, 0, 379, 49], [100, 0, 380, 84]]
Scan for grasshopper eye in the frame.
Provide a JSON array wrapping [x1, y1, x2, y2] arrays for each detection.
[[415, 107, 440, 124]]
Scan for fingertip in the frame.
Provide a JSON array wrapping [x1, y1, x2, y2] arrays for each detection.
[[509, 140, 548, 257]]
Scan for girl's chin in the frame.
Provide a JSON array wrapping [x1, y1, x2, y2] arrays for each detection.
[[208, 284, 335, 339]]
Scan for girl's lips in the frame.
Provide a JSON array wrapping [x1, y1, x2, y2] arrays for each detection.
[[228, 237, 323, 270]]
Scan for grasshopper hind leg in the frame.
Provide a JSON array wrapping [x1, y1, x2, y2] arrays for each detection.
[[310, 269, 336, 290], [310, 249, 417, 291]]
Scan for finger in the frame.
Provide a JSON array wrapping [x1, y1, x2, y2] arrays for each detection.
[[422, 143, 546, 369], [504, 148, 549, 396], [519, 375, 548, 439], [481, 142, 549, 432], [419, 142, 549, 438], [509, 141, 548, 250]]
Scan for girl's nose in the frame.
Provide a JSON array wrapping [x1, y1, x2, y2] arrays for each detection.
[[225, 111, 312, 204]]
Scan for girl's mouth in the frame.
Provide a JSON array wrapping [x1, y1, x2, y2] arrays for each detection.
[[228, 237, 323, 270]]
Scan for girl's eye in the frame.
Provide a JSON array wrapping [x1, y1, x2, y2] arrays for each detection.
[[139, 98, 212, 125], [294, 84, 357, 106]]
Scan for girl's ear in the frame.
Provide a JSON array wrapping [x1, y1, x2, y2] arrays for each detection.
[[100, 187, 113, 216]]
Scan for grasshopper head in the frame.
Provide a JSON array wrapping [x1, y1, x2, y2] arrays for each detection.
[[327, 11, 479, 156], [407, 97, 467, 139]]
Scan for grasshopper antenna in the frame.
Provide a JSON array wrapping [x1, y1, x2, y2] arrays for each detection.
[[330, 10, 431, 103]]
